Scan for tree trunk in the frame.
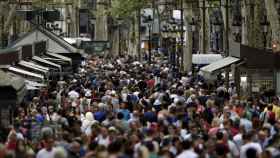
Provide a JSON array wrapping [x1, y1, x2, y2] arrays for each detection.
[[0, 2, 18, 47], [241, 0, 254, 46], [183, 1, 195, 72], [199, 0, 210, 54], [4, 4, 17, 33], [134, 13, 140, 58], [221, 0, 234, 52], [95, 0, 108, 41], [111, 28, 120, 57], [128, 16, 136, 57], [253, 0, 265, 49], [95, 0, 109, 57], [126, 12, 141, 58], [137, 9, 141, 60], [241, 0, 265, 48], [265, 0, 280, 46]]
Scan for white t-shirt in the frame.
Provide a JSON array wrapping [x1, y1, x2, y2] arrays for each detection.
[[240, 142, 262, 158], [176, 149, 198, 158], [97, 135, 110, 147], [68, 90, 79, 100], [36, 148, 55, 158]]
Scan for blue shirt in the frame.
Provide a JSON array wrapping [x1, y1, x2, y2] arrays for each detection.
[[94, 111, 106, 122], [144, 111, 157, 123], [119, 109, 131, 121]]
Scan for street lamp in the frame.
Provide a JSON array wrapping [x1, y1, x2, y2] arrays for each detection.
[[213, 16, 222, 52], [66, 16, 71, 37], [189, 18, 196, 54], [148, 23, 152, 64], [260, 15, 269, 49]]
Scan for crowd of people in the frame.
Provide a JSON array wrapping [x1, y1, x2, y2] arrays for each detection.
[[0, 56, 280, 158]]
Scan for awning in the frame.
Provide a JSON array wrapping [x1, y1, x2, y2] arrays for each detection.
[[7, 67, 44, 80], [21, 61, 50, 71], [25, 80, 47, 87], [200, 56, 241, 73], [18, 61, 49, 74], [46, 52, 72, 64], [26, 84, 39, 90], [43, 57, 68, 63], [192, 54, 223, 65], [32, 56, 61, 70], [63, 38, 77, 45]]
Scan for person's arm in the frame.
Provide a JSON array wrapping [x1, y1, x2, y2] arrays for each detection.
[[257, 144, 263, 158]]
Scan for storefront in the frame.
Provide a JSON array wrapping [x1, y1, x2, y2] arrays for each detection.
[[9, 26, 82, 71], [200, 42, 280, 97]]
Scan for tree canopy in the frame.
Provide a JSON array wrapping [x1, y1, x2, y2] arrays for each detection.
[[110, 0, 150, 19]]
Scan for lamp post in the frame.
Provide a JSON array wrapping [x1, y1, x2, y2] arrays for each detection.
[[260, 15, 269, 49], [189, 18, 196, 54], [66, 16, 71, 37], [148, 23, 152, 64], [213, 17, 222, 52]]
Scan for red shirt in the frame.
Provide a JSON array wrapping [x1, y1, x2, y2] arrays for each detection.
[[146, 79, 155, 89], [230, 127, 239, 136], [5, 141, 16, 151]]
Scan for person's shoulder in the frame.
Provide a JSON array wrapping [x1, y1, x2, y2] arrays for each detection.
[[176, 150, 198, 158], [233, 133, 242, 139], [241, 142, 262, 150], [36, 148, 47, 157], [37, 148, 46, 153]]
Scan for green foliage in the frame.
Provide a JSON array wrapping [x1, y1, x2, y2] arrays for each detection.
[[207, 0, 221, 7], [110, 0, 149, 19], [32, 0, 54, 8]]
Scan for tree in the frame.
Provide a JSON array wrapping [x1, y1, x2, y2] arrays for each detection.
[[265, 0, 280, 49], [110, 0, 148, 19], [183, 0, 196, 72], [109, 0, 150, 58], [0, 1, 18, 47]]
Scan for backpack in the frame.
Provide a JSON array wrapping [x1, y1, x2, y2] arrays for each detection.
[[268, 111, 276, 124]]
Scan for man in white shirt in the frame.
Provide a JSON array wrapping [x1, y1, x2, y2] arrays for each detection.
[[68, 89, 80, 100], [176, 139, 198, 158], [240, 132, 262, 158], [36, 128, 56, 158]]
